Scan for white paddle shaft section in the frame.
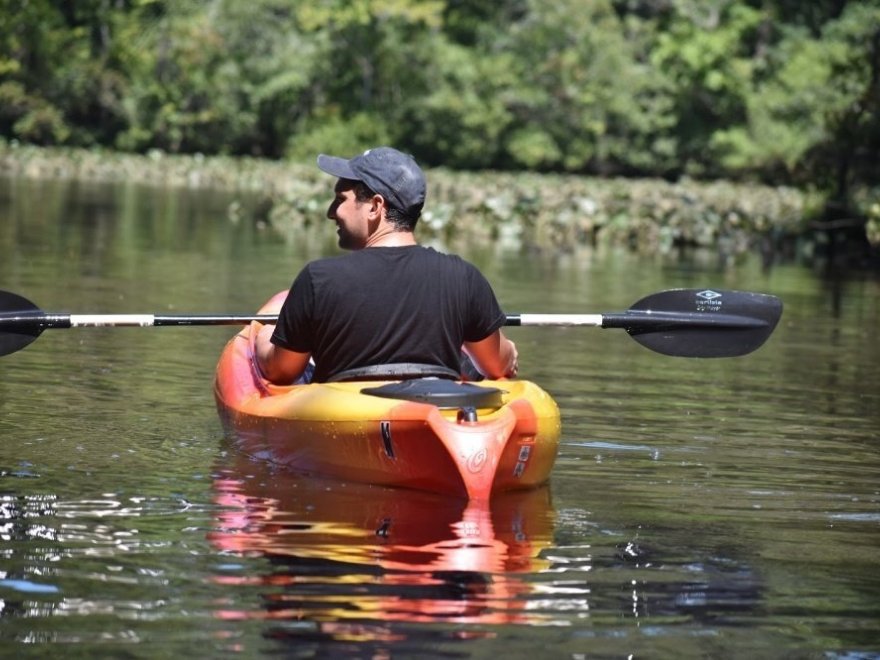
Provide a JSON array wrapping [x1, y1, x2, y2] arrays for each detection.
[[70, 314, 158, 327], [66, 313, 607, 328], [517, 313, 604, 327], [62, 314, 276, 328]]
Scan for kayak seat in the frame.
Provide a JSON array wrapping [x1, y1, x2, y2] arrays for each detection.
[[361, 378, 505, 409]]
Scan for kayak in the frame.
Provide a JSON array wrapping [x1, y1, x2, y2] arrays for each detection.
[[213, 291, 561, 500]]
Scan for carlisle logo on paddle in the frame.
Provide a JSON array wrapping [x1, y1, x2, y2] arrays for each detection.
[[695, 289, 723, 311]]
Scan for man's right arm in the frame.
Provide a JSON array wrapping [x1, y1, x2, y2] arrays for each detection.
[[255, 323, 312, 384]]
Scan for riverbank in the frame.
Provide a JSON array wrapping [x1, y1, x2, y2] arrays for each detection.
[[0, 143, 808, 260]]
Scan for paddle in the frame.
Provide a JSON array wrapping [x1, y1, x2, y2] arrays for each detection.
[[507, 288, 782, 357], [0, 288, 781, 359]]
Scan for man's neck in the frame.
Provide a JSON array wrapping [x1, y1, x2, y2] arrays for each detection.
[[365, 230, 417, 248]]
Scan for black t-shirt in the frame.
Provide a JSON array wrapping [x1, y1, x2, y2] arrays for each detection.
[[271, 246, 506, 382]]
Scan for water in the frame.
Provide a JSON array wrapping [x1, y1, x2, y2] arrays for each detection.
[[1, 176, 878, 657]]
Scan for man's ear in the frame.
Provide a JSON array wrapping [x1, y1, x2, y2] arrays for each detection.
[[369, 194, 386, 219]]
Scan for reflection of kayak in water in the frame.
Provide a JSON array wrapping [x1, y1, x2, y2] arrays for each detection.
[[209, 454, 556, 625], [213, 291, 562, 500]]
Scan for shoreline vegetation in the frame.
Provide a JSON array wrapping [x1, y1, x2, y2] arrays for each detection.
[[1, 143, 812, 263]]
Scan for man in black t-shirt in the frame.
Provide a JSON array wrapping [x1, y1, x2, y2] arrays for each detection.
[[255, 147, 518, 384]]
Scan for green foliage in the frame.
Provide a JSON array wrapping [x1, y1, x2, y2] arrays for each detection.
[[482, 0, 680, 175], [401, 41, 516, 168], [650, 1, 765, 176], [296, 0, 444, 30], [712, 30, 835, 172], [710, 0, 880, 223], [0, 0, 877, 233], [286, 111, 392, 160], [867, 201, 880, 246], [0, 0, 70, 144]]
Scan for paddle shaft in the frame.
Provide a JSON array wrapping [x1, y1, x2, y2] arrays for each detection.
[[5, 312, 604, 329], [0, 288, 783, 358], [4, 312, 760, 330]]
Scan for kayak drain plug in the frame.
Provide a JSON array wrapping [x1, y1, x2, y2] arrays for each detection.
[[457, 407, 478, 423]]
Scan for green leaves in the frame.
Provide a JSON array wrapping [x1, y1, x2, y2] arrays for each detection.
[[1, 0, 877, 224], [712, 1, 880, 198]]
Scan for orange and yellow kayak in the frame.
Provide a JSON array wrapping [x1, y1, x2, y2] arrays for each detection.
[[213, 292, 561, 500]]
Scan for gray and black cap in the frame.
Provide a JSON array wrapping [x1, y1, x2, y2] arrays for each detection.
[[317, 147, 426, 215]]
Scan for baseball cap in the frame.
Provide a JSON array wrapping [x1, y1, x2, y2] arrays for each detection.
[[317, 147, 426, 215]]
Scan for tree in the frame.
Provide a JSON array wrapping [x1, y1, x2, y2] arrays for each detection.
[[0, 0, 71, 144], [649, 0, 765, 177], [287, 0, 445, 160], [712, 2, 880, 202], [492, 0, 678, 175]]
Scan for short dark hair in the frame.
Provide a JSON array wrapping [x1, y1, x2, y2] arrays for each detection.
[[352, 180, 420, 231]]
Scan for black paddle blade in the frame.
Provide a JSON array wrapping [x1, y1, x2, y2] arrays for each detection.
[[0, 290, 46, 356], [603, 289, 783, 358]]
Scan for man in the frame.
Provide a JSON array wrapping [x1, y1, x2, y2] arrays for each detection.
[[255, 146, 518, 383]]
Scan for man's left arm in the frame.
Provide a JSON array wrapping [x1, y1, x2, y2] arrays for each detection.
[[463, 329, 518, 379]]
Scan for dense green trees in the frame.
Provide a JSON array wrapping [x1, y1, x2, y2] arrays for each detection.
[[1, 0, 877, 222]]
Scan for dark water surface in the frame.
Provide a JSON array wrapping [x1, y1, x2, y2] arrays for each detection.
[[1, 177, 878, 658]]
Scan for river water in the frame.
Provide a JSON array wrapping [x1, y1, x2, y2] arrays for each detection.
[[1, 176, 878, 658]]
